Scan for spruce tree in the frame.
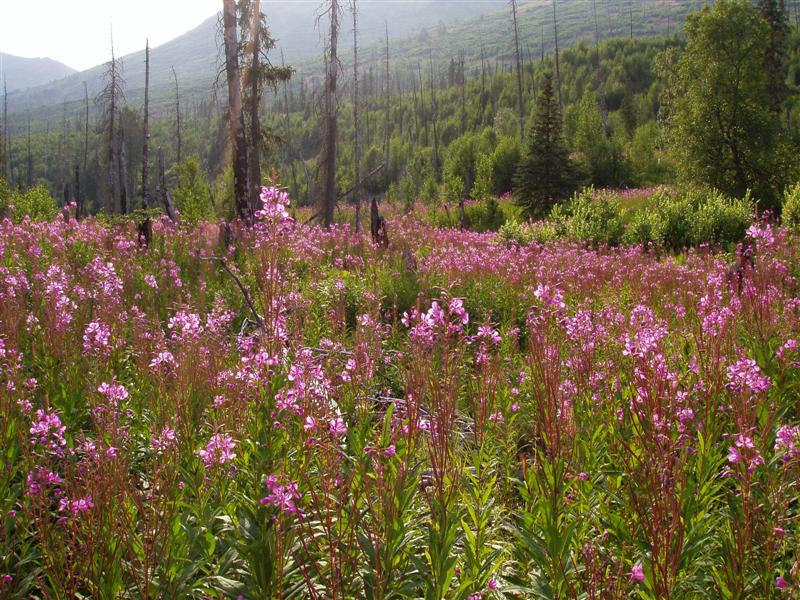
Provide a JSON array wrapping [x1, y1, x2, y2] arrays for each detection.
[[514, 72, 576, 217]]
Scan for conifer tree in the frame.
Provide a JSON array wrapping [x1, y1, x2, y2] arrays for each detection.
[[514, 72, 576, 217]]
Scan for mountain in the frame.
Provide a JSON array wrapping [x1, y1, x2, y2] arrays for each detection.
[[6, 1, 504, 120], [6, 0, 707, 126], [0, 53, 76, 93]]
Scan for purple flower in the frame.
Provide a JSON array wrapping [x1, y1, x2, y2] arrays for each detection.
[[329, 417, 348, 438], [726, 357, 771, 395], [776, 576, 788, 589], [82, 320, 112, 356], [260, 475, 302, 516], [29, 409, 67, 453], [151, 426, 177, 451], [197, 433, 237, 469], [629, 563, 645, 583]]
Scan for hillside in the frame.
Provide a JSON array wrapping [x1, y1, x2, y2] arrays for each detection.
[[5, 0, 707, 127], [5, 1, 503, 122], [0, 53, 76, 93]]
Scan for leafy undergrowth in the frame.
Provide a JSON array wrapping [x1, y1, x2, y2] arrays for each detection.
[[1, 188, 799, 599]]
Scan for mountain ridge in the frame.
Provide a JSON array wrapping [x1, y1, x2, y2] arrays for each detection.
[[0, 53, 76, 93]]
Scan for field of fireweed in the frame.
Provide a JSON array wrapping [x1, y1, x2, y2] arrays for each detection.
[[1, 188, 799, 599]]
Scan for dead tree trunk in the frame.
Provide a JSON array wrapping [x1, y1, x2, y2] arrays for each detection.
[[142, 40, 151, 209], [0, 79, 5, 181], [281, 51, 299, 203], [459, 52, 466, 134], [74, 164, 82, 220], [83, 83, 89, 185], [158, 147, 177, 222], [552, 0, 563, 109], [321, 0, 341, 228], [246, 0, 262, 212], [172, 66, 182, 164], [223, 0, 251, 221], [351, 0, 362, 232], [428, 52, 440, 177], [510, 0, 525, 141], [383, 21, 390, 170], [118, 126, 128, 214], [108, 37, 118, 211], [26, 116, 33, 188]]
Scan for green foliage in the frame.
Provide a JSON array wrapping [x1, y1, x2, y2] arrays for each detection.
[[664, 0, 796, 209], [173, 156, 213, 224], [625, 187, 753, 250], [472, 155, 494, 201], [490, 137, 522, 196], [782, 182, 800, 232], [7, 185, 58, 223], [571, 92, 631, 188], [465, 197, 506, 232], [420, 176, 440, 207], [629, 122, 672, 185], [514, 73, 579, 217], [557, 188, 626, 246], [0, 178, 10, 217]]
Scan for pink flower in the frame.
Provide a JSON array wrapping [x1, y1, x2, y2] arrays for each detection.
[[29, 409, 67, 453], [726, 357, 771, 395], [82, 321, 111, 356], [776, 576, 788, 589], [329, 417, 348, 438], [629, 563, 645, 583], [197, 433, 237, 469], [151, 426, 177, 451], [260, 475, 302, 516]]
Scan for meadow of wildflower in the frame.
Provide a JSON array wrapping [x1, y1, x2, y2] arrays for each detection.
[[1, 187, 799, 599]]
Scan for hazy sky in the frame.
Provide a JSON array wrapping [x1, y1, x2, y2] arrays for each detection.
[[0, 0, 224, 71]]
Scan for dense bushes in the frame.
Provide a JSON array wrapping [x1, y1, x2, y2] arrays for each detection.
[[784, 182, 800, 232], [0, 181, 58, 223], [503, 186, 753, 250]]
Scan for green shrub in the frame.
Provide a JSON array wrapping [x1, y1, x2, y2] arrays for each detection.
[[10, 185, 58, 223], [465, 197, 506, 232], [563, 188, 625, 246], [783, 182, 800, 232], [623, 208, 658, 247], [547, 187, 625, 246], [498, 219, 534, 246], [649, 192, 695, 251], [690, 189, 752, 247], [173, 157, 213, 224], [0, 178, 10, 218]]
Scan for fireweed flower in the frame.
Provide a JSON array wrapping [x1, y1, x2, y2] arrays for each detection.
[[29, 409, 67, 454], [197, 433, 237, 469], [149, 351, 177, 374], [775, 425, 800, 461], [329, 417, 348, 438], [97, 382, 129, 405], [629, 563, 645, 583], [168, 311, 204, 343], [727, 434, 764, 473], [26, 468, 63, 496], [260, 475, 302, 516], [151, 426, 177, 452], [82, 320, 112, 356], [726, 357, 771, 395], [256, 186, 292, 222]]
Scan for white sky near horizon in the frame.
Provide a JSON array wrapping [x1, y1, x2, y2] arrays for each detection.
[[0, 0, 224, 72]]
